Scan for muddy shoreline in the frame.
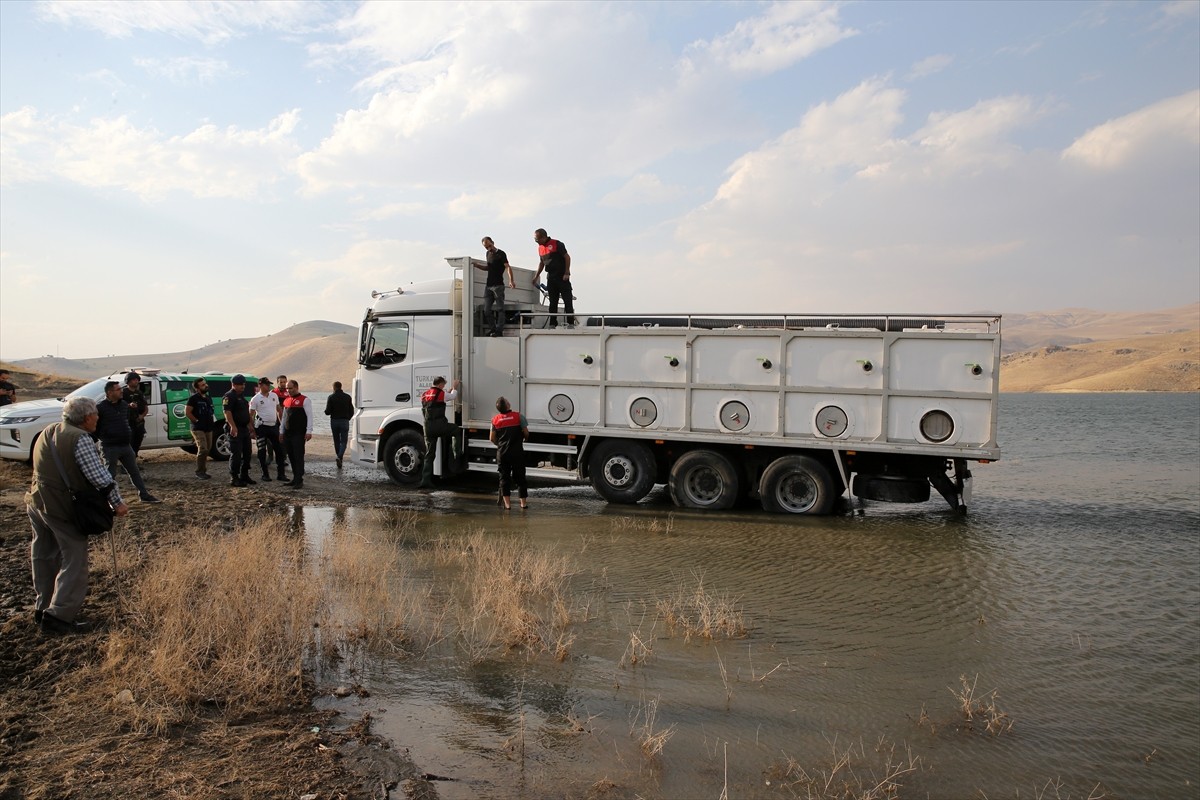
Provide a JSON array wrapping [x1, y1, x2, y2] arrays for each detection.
[[0, 438, 444, 800]]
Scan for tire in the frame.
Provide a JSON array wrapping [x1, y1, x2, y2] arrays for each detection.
[[210, 428, 232, 461], [759, 455, 838, 515], [588, 439, 656, 504], [383, 429, 425, 486], [669, 450, 739, 510], [852, 474, 930, 503]]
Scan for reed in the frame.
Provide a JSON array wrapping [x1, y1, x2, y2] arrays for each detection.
[[949, 674, 1014, 736], [629, 696, 676, 758], [765, 735, 922, 799], [101, 519, 321, 732], [655, 571, 747, 642]]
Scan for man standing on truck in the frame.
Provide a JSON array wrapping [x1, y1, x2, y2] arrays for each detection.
[[280, 380, 313, 489], [531, 228, 573, 328], [418, 376, 461, 489], [490, 396, 529, 510], [223, 375, 255, 487], [479, 237, 516, 337]]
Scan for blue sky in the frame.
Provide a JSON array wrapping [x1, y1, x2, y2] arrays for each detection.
[[1, 0, 1197, 361]]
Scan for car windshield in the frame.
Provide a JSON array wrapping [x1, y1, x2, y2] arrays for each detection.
[[65, 377, 111, 401]]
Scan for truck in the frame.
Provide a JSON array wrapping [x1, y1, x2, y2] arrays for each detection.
[[349, 257, 1001, 514]]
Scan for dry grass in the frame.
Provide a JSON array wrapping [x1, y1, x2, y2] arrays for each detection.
[[765, 735, 922, 799], [431, 529, 579, 662], [629, 696, 676, 758], [949, 674, 1014, 736], [101, 519, 321, 732], [655, 571, 748, 642], [319, 523, 434, 654]]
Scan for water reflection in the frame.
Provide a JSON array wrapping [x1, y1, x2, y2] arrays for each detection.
[[300, 394, 1200, 799]]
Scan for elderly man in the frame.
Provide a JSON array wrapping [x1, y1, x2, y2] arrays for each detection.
[[27, 397, 129, 634]]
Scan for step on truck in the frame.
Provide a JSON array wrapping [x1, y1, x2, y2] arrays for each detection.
[[349, 257, 1001, 514]]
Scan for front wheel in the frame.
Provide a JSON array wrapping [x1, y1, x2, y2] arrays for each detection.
[[588, 439, 656, 504], [669, 450, 739, 510], [383, 429, 425, 486], [210, 428, 232, 461], [759, 455, 837, 515]]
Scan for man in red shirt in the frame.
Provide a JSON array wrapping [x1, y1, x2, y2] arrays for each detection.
[[531, 228, 574, 328]]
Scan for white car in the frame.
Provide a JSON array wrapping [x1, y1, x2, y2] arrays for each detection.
[[0, 369, 258, 462]]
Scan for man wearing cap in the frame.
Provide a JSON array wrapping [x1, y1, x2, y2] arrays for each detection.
[[122, 372, 149, 455], [96, 381, 160, 503], [222, 375, 255, 487], [250, 377, 286, 482]]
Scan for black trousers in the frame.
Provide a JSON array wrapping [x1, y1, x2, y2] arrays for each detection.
[[498, 456, 528, 498], [229, 424, 252, 478], [256, 423, 285, 475], [284, 434, 306, 480], [547, 274, 574, 326]]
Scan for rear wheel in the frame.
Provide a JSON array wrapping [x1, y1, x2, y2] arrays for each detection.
[[759, 455, 837, 515], [669, 450, 739, 510], [588, 439, 655, 504], [383, 429, 425, 486]]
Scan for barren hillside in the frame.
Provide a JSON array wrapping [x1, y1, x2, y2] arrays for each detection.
[[1000, 330, 1200, 392]]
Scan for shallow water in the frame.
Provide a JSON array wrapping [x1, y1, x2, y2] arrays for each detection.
[[303, 393, 1200, 799]]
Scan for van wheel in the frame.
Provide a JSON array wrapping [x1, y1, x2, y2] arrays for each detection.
[[669, 450, 739, 510], [383, 429, 425, 486], [589, 440, 655, 504], [759, 456, 837, 515], [210, 430, 232, 461]]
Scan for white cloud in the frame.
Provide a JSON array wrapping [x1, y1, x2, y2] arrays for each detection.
[[0, 107, 302, 200], [599, 174, 683, 208], [1151, 0, 1200, 31], [674, 84, 1200, 313], [448, 182, 585, 222], [1062, 90, 1200, 169], [134, 56, 236, 85], [682, 1, 857, 76], [35, 0, 332, 45], [292, 238, 449, 289], [907, 54, 953, 80], [296, 2, 752, 195]]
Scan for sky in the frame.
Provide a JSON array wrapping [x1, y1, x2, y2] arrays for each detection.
[[1, 0, 1198, 361]]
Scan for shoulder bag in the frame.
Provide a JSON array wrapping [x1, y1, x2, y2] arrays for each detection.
[[48, 428, 116, 536]]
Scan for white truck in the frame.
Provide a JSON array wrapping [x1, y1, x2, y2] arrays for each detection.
[[349, 257, 1001, 514]]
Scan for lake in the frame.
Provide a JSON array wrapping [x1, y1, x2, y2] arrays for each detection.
[[302, 393, 1200, 799]]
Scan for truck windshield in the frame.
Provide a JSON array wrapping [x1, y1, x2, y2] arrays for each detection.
[[362, 322, 410, 368]]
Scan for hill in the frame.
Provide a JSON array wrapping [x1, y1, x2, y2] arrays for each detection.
[[1000, 330, 1200, 392], [10, 321, 358, 392], [999, 303, 1198, 354]]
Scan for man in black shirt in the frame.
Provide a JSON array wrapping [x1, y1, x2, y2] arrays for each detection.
[[185, 377, 215, 480], [323, 381, 354, 469], [478, 237, 515, 337], [122, 372, 149, 454], [222, 374, 255, 487], [96, 381, 159, 502]]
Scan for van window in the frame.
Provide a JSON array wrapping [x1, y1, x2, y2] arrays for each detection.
[[364, 322, 409, 367]]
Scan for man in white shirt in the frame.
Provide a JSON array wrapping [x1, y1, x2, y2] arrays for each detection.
[[250, 377, 286, 482]]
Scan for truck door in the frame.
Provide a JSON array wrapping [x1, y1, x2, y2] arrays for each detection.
[[359, 319, 415, 412], [140, 377, 163, 447]]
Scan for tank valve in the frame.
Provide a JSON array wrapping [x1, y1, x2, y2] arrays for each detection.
[[665, 356, 680, 368], [757, 357, 773, 370], [857, 359, 873, 373], [966, 362, 983, 376], [580, 354, 594, 365]]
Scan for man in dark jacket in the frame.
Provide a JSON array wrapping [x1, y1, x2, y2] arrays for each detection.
[[418, 376, 461, 489], [280, 380, 313, 489], [96, 381, 159, 503], [185, 377, 215, 480], [489, 396, 528, 509], [324, 381, 354, 469], [223, 374, 255, 487], [122, 372, 149, 454]]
